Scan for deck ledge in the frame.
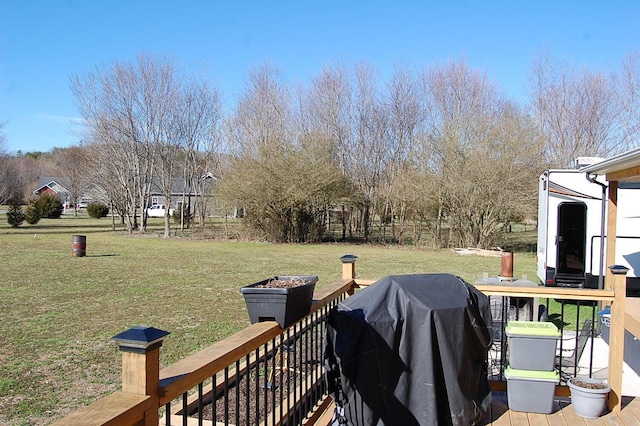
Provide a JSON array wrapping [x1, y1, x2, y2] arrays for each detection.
[[49, 391, 151, 426]]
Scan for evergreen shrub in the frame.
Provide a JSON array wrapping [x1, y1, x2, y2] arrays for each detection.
[[33, 194, 64, 219], [24, 204, 40, 225], [87, 202, 109, 219], [6, 198, 25, 227]]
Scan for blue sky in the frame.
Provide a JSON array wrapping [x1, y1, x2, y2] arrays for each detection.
[[1, 1, 639, 154]]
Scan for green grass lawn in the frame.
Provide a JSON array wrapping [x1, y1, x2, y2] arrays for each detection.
[[0, 214, 539, 425]]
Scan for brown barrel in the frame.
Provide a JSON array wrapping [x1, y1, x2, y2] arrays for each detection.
[[72, 235, 86, 257]]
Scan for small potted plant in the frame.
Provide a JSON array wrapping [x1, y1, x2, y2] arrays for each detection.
[[567, 377, 610, 418], [240, 275, 318, 328]]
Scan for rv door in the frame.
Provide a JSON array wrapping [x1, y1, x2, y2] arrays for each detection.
[[555, 202, 587, 286]]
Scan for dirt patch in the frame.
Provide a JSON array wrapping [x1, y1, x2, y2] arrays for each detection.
[[454, 247, 505, 257]]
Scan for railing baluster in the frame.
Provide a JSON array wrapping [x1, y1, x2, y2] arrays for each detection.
[[244, 353, 250, 426], [313, 309, 318, 405], [588, 306, 597, 378], [286, 329, 292, 424], [198, 382, 203, 426], [500, 296, 508, 380], [182, 392, 188, 426], [212, 373, 216, 426], [271, 337, 277, 426], [318, 306, 323, 403], [262, 341, 269, 425], [224, 367, 229, 424], [558, 301, 566, 373], [573, 302, 582, 377], [304, 316, 310, 420], [291, 324, 297, 425], [262, 343, 269, 426], [277, 334, 282, 426], [235, 359, 240, 426], [254, 347, 260, 426], [166, 402, 172, 426]]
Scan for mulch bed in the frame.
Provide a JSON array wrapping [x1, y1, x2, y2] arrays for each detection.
[[191, 326, 325, 424], [254, 278, 312, 289]]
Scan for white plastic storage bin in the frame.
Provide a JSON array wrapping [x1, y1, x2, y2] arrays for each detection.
[[505, 367, 559, 414], [505, 321, 560, 371]]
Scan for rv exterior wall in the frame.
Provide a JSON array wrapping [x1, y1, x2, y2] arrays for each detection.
[[537, 168, 640, 288]]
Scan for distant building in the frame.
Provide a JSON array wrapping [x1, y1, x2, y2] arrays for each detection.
[[149, 172, 219, 215], [33, 176, 100, 211], [33, 177, 71, 206]]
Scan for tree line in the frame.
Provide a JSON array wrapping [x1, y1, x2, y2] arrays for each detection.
[[2, 50, 639, 248]]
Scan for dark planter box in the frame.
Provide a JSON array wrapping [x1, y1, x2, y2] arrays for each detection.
[[240, 276, 318, 328]]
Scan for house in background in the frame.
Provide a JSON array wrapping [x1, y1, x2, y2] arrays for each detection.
[[149, 172, 220, 217], [32, 173, 221, 217], [33, 176, 98, 212], [33, 177, 72, 208]]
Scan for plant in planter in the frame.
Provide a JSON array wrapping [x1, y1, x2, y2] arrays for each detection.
[[567, 377, 610, 418], [240, 276, 318, 328]]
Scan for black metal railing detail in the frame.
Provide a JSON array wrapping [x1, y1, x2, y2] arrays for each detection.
[[161, 290, 347, 425], [487, 295, 599, 383], [160, 286, 605, 425]]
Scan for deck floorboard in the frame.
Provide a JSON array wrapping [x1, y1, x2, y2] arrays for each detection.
[[482, 395, 639, 426]]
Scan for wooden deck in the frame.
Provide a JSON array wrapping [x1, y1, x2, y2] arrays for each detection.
[[311, 394, 640, 426], [483, 394, 640, 425]]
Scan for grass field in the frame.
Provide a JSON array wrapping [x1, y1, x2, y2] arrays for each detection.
[[0, 214, 538, 425]]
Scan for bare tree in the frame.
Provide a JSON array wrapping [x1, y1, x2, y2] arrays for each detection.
[[340, 62, 391, 241], [422, 59, 495, 247], [55, 146, 91, 216], [221, 64, 347, 242], [528, 51, 621, 167], [0, 122, 17, 204], [0, 124, 36, 205], [379, 64, 425, 242], [618, 49, 640, 149], [71, 54, 180, 233], [222, 64, 294, 240], [0, 122, 5, 152], [174, 78, 222, 229], [79, 139, 129, 228], [423, 59, 544, 248], [305, 64, 353, 238], [154, 78, 183, 238]]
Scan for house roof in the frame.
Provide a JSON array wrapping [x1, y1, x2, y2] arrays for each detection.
[[33, 177, 70, 195], [150, 173, 218, 196]]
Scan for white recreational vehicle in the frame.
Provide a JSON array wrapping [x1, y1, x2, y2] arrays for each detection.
[[536, 158, 640, 294]]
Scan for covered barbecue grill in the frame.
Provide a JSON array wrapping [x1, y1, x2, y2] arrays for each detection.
[[324, 274, 493, 425]]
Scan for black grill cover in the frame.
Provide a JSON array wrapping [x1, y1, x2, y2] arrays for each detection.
[[324, 274, 493, 425]]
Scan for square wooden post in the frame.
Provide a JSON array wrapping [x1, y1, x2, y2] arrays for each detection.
[[112, 326, 170, 425], [605, 181, 619, 290], [607, 265, 628, 412], [341, 254, 358, 295]]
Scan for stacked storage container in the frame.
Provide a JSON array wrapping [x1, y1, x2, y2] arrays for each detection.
[[504, 321, 561, 414]]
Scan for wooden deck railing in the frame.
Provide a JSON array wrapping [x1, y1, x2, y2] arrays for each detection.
[[51, 259, 630, 425]]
